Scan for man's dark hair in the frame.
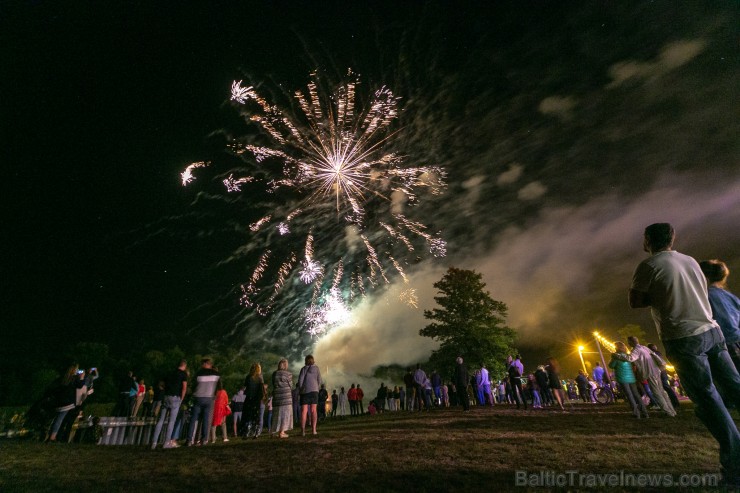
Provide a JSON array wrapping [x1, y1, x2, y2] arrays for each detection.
[[644, 223, 674, 251]]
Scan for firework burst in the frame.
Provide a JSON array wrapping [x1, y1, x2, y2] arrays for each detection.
[[184, 70, 446, 335]]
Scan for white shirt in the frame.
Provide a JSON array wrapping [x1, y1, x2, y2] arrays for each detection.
[[631, 250, 717, 340]]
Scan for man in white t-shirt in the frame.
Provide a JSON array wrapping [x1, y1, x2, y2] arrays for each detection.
[[629, 223, 740, 486]]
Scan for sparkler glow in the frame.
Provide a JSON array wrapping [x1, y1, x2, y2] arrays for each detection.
[[184, 70, 446, 335]]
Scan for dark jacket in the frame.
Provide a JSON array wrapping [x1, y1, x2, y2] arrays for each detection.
[[454, 363, 469, 388]]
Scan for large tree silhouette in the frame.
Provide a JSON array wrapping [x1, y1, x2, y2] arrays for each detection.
[[421, 267, 516, 377]]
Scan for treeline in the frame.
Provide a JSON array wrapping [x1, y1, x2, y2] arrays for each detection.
[[0, 341, 286, 406]]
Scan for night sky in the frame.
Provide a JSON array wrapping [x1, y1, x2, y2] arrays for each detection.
[[3, 2, 739, 380]]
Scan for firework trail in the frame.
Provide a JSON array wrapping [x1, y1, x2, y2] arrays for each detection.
[[181, 161, 209, 186], [184, 70, 446, 335]]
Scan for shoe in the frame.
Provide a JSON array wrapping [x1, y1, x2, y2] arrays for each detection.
[[151, 443, 157, 450], [223, 438, 229, 442], [163, 441, 179, 449]]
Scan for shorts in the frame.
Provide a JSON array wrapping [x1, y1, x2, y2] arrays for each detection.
[[300, 392, 318, 405]]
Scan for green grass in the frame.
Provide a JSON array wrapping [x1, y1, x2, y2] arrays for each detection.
[[0, 402, 728, 492]]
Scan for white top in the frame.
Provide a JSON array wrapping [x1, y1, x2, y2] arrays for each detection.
[[631, 250, 717, 340]]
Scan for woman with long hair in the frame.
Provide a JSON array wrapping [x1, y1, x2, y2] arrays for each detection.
[[242, 362, 265, 438], [297, 354, 322, 436], [211, 379, 230, 442], [545, 357, 565, 411], [270, 358, 293, 438]]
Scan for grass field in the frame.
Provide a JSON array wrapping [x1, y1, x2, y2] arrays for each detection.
[[0, 401, 730, 492]]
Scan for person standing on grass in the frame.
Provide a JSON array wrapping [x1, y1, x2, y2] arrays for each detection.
[[477, 364, 492, 406], [575, 370, 591, 403], [700, 259, 740, 373], [592, 362, 605, 387], [453, 357, 470, 411], [318, 384, 329, 420], [497, 379, 507, 404], [337, 387, 348, 418], [612, 336, 676, 417], [508, 356, 527, 410], [211, 379, 230, 443], [270, 358, 293, 439], [534, 365, 553, 407], [258, 383, 270, 437], [230, 387, 245, 437], [376, 383, 387, 411], [403, 368, 415, 411], [356, 384, 365, 414], [545, 358, 565, 411], [131, 378, 146, 417], [331, 390, 338, 417], [629, 223, 740, 486], [151, 359, 188, 449], [528, 374, 542, 409], [647, 344, 680, 409], [347, 384, 358, 416], [413, 364, 429, 411], [242, 363, 265, 438], [187, 358, 220, 446], [292, 383, 301, 425], [298, 354, 322, 436], [431, 370, 442, 406], [609, 342, 649, 419]]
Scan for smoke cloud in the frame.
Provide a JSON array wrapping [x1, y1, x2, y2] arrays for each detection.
[[315, 173, 740, 383]]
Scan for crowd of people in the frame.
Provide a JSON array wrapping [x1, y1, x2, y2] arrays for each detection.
[[36, 223, 739, 486]]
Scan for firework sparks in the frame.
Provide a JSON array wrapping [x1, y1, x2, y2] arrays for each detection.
[[181, 161, 209, 186], [400, 288, 419, 308], [299, 259, 323, 284], [305, 287, 351, 336], [224, 174, 255, 192], [190, 71, 446, 334]]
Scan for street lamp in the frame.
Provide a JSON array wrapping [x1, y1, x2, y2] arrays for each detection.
[[592, 330, 612, 382], [577, 346, 587, 374]]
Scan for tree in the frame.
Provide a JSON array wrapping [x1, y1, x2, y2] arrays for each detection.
[[616, 324, 647, 342], [421, 267, 516, 378]]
